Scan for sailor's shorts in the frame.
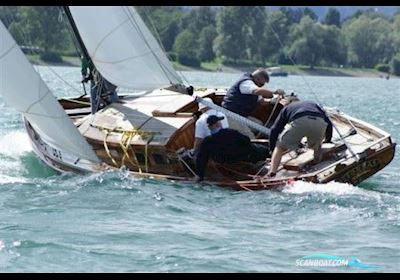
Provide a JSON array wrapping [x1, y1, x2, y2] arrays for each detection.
[[277, 115, 327, 151]]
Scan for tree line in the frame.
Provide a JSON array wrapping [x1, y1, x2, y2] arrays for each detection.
[[2, 6, 400, 74]]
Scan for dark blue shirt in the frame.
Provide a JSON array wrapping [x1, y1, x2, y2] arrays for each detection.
[[195, 128, 269, 179], [269, 101, 333, 151], [221, 73, 259, 117]]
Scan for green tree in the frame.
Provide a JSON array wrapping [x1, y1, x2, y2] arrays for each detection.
[[321, 25, 347, 66], [278, 7, 303, 25], [343, 15, 395, 67], [198, 25, 217, 62], [287, 16, 325, 69], [173, 30, 200, 67], [243, 6, 266, 63], [390, 54, 400, 75], [263, 9, 290, 63], [136, 6, 184, 52], [324, 8, 341, 27], [303, 8, 318, 22], [0, 6, 19, 28], [214, 6, 246, 62], [180, 6, 216, 33], [16, 6, 67, 54], [392, 14, 400, 53]]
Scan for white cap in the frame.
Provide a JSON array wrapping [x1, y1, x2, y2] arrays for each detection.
[[198, 97, 214, 111]]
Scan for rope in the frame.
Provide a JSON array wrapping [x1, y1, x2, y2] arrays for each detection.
[[195, 96, 271, 136], [262, 6, 359, 160], [58, 98, 91, 106], [256, 95, 282, 138], [103, 131, 119, 167], [176, 154, 197, 177], [119, 131, 141, 172], [91, 123, 160, 172]]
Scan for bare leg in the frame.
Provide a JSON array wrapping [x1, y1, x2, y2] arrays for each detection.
[[268, 146, 287, 176], [311, 144, 323, 164]]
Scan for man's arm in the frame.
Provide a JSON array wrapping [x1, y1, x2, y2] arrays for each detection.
[[193, 138, 203, 153], [253, 88, 274, 99], [239, 80, 277, 99], [81, 57, 88, 77], [268, 109, 287, 152], [325, 118, 333, 143], [195, 138, 211, 180]]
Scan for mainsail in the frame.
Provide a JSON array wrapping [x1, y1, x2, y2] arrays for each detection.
[[68, 6, 183, 91], [0, 21, 100, 163]]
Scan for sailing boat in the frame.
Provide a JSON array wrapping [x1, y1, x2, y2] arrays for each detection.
[[0, 6, 396, 191]]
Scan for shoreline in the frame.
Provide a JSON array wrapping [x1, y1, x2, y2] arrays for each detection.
[[29, 56, 396, 79]]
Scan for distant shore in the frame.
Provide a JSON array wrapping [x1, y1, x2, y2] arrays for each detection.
[[28, 55, 396, 79]]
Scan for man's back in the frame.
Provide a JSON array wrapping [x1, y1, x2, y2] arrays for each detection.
[[222, 73, 259, 117], [202, 128, 251, 158]]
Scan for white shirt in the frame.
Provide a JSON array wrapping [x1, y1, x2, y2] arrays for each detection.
[[195, 109, 229, 139], [239, 80, 262, 101]]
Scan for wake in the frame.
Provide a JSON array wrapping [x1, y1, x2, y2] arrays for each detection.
[[0, 130, 32, 158]]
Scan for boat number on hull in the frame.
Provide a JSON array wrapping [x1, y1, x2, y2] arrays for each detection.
[[341, 159, 380, 184], [36, 135, 63, 161], [52, 148, 63, 161]]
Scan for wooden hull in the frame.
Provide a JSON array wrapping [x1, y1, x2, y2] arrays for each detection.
[[23, 90, 397, 191]]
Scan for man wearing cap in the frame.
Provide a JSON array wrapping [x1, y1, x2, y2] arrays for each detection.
[[194, 115, 269, 182], [222, 68, 284, 138], [192, 97, 229, 155]]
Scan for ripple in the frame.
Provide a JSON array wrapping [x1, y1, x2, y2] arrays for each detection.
[[0, 69, 399, 272]]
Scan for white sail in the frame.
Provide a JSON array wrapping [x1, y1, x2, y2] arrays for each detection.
[[69, 6, 183, 91], [0, 21, 100, 163]]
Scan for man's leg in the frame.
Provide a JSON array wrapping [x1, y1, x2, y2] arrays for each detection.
[[90, 81, 98, 114], [311, 144, 323, 164], [305, 117, 327, 164]]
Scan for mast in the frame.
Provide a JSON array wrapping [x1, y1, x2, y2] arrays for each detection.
[[62, 6, 91, 63]]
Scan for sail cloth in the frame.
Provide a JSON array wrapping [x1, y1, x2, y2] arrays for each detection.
[[0, 21, 100, 163], [69, 6, 183, 91]]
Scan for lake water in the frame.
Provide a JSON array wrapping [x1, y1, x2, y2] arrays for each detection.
[[0, 66, 399, 272]]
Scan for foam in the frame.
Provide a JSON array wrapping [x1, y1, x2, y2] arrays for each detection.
[[0, 130, 32, 158], [0, 174, 28, 184], [283, 180, 365, 196]]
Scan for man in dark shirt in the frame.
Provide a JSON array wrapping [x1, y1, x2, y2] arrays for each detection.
[[221, 68, 284, 139], [267, 100, 333, 177], [194, 115, 269, 182]]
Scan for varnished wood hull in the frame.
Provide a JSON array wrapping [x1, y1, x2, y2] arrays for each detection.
[[24, 91, 397, 191]]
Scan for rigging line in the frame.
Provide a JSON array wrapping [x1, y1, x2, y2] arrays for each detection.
[[91, 17, 130, 59], [61, 7, 83, 58], [262, 6, 358, 159], [263, 7, 319, 101], [3, 9, 83, 96], [124, 7, 181, 84], [45, 67, 85, 95], [0, 42, 16, 60], [124, 7, 186, 86], [139, 6, 191, 86]]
